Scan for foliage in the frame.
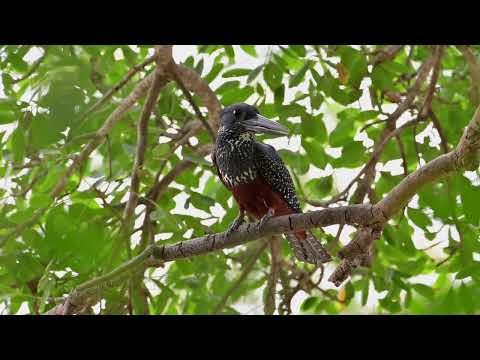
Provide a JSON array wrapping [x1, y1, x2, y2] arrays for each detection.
[[0, 45, 480, 315]]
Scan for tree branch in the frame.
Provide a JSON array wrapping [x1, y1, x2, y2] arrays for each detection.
[[329, 104, 480, 285]]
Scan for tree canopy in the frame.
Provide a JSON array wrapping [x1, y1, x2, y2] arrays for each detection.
[[1, 45, 480, 315]]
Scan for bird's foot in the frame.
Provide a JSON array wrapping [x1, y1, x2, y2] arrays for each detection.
[[225, 211, 245, 238], [257, 208, 275, 231]]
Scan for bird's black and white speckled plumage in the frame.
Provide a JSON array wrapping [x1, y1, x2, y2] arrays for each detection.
[[214, 129, 257, 189]]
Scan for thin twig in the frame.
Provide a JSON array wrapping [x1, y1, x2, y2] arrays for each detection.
[[421, 45, 444, 117], [12, 46, 48, 84], [73, 54, 156, 133], [170, 65, 216, 141], [264, 236, 281, 315]]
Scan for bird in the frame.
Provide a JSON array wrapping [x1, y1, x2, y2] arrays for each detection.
[[212, 103, 331, 265]]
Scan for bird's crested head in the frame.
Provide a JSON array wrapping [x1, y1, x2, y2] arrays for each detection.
[[219, 103, 289, 137]]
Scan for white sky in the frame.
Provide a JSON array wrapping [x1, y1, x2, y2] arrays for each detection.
[[0, 45, 454, 315]]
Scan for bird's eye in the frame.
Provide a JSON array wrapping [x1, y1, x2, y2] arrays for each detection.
[[233, 109, 239, 116]]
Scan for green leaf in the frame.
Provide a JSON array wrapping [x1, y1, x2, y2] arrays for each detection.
[[223, 45, 235, 59], [30, 193, 52, 209], [222, 68, 252, 78], [182, 147, 211, 166], [412, 283, 434, 300], [278, 149, 309, 175], [189, 192, 215, 212], [407, 207, 432, 229], [338, 46, 368, 88], [459, 284, 475, 314], [371, 64, 395, 91], [0, 110, 17, 124], [30, 113, 66, 149], [263, 62, 283, 90], [221, 86, 254, 106], [10, 127, 26, 163], [215, 81, 240, 95], [274, 84, 285, 108], [308, 80, 324, 110], [459, 176, 480, 225], [247, 65, 264, 83], [152, 143, 171, 160], [361, 278, 370, 306], [289, 45, 306, 58], [329, 116, 357, 147], [301, 296, 318, 312], [302, 138, 328, 169], [204, 63, 224, 84], [194, 59, 204, 75], [289, 61, 311, 87], [305, 176, 333, 199], [333, 141, 367, 168], [301, 114, 327, 143], [239, 45, 257, 57]]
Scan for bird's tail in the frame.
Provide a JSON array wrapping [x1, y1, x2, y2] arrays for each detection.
[[286, 230, 331, 265]]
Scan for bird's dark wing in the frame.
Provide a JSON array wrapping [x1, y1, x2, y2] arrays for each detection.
[[253, 141, 302, 213], [212, 147, 228, 188]]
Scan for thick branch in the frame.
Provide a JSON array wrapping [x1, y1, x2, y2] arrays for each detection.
[[46, 204, 377, 314], [329, 104, 480, 285]]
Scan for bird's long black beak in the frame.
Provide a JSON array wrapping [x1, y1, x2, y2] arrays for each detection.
[[242, 114, 289, 136]]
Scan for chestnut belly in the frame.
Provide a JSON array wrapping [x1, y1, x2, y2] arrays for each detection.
[[230, 176, 294, 220]]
